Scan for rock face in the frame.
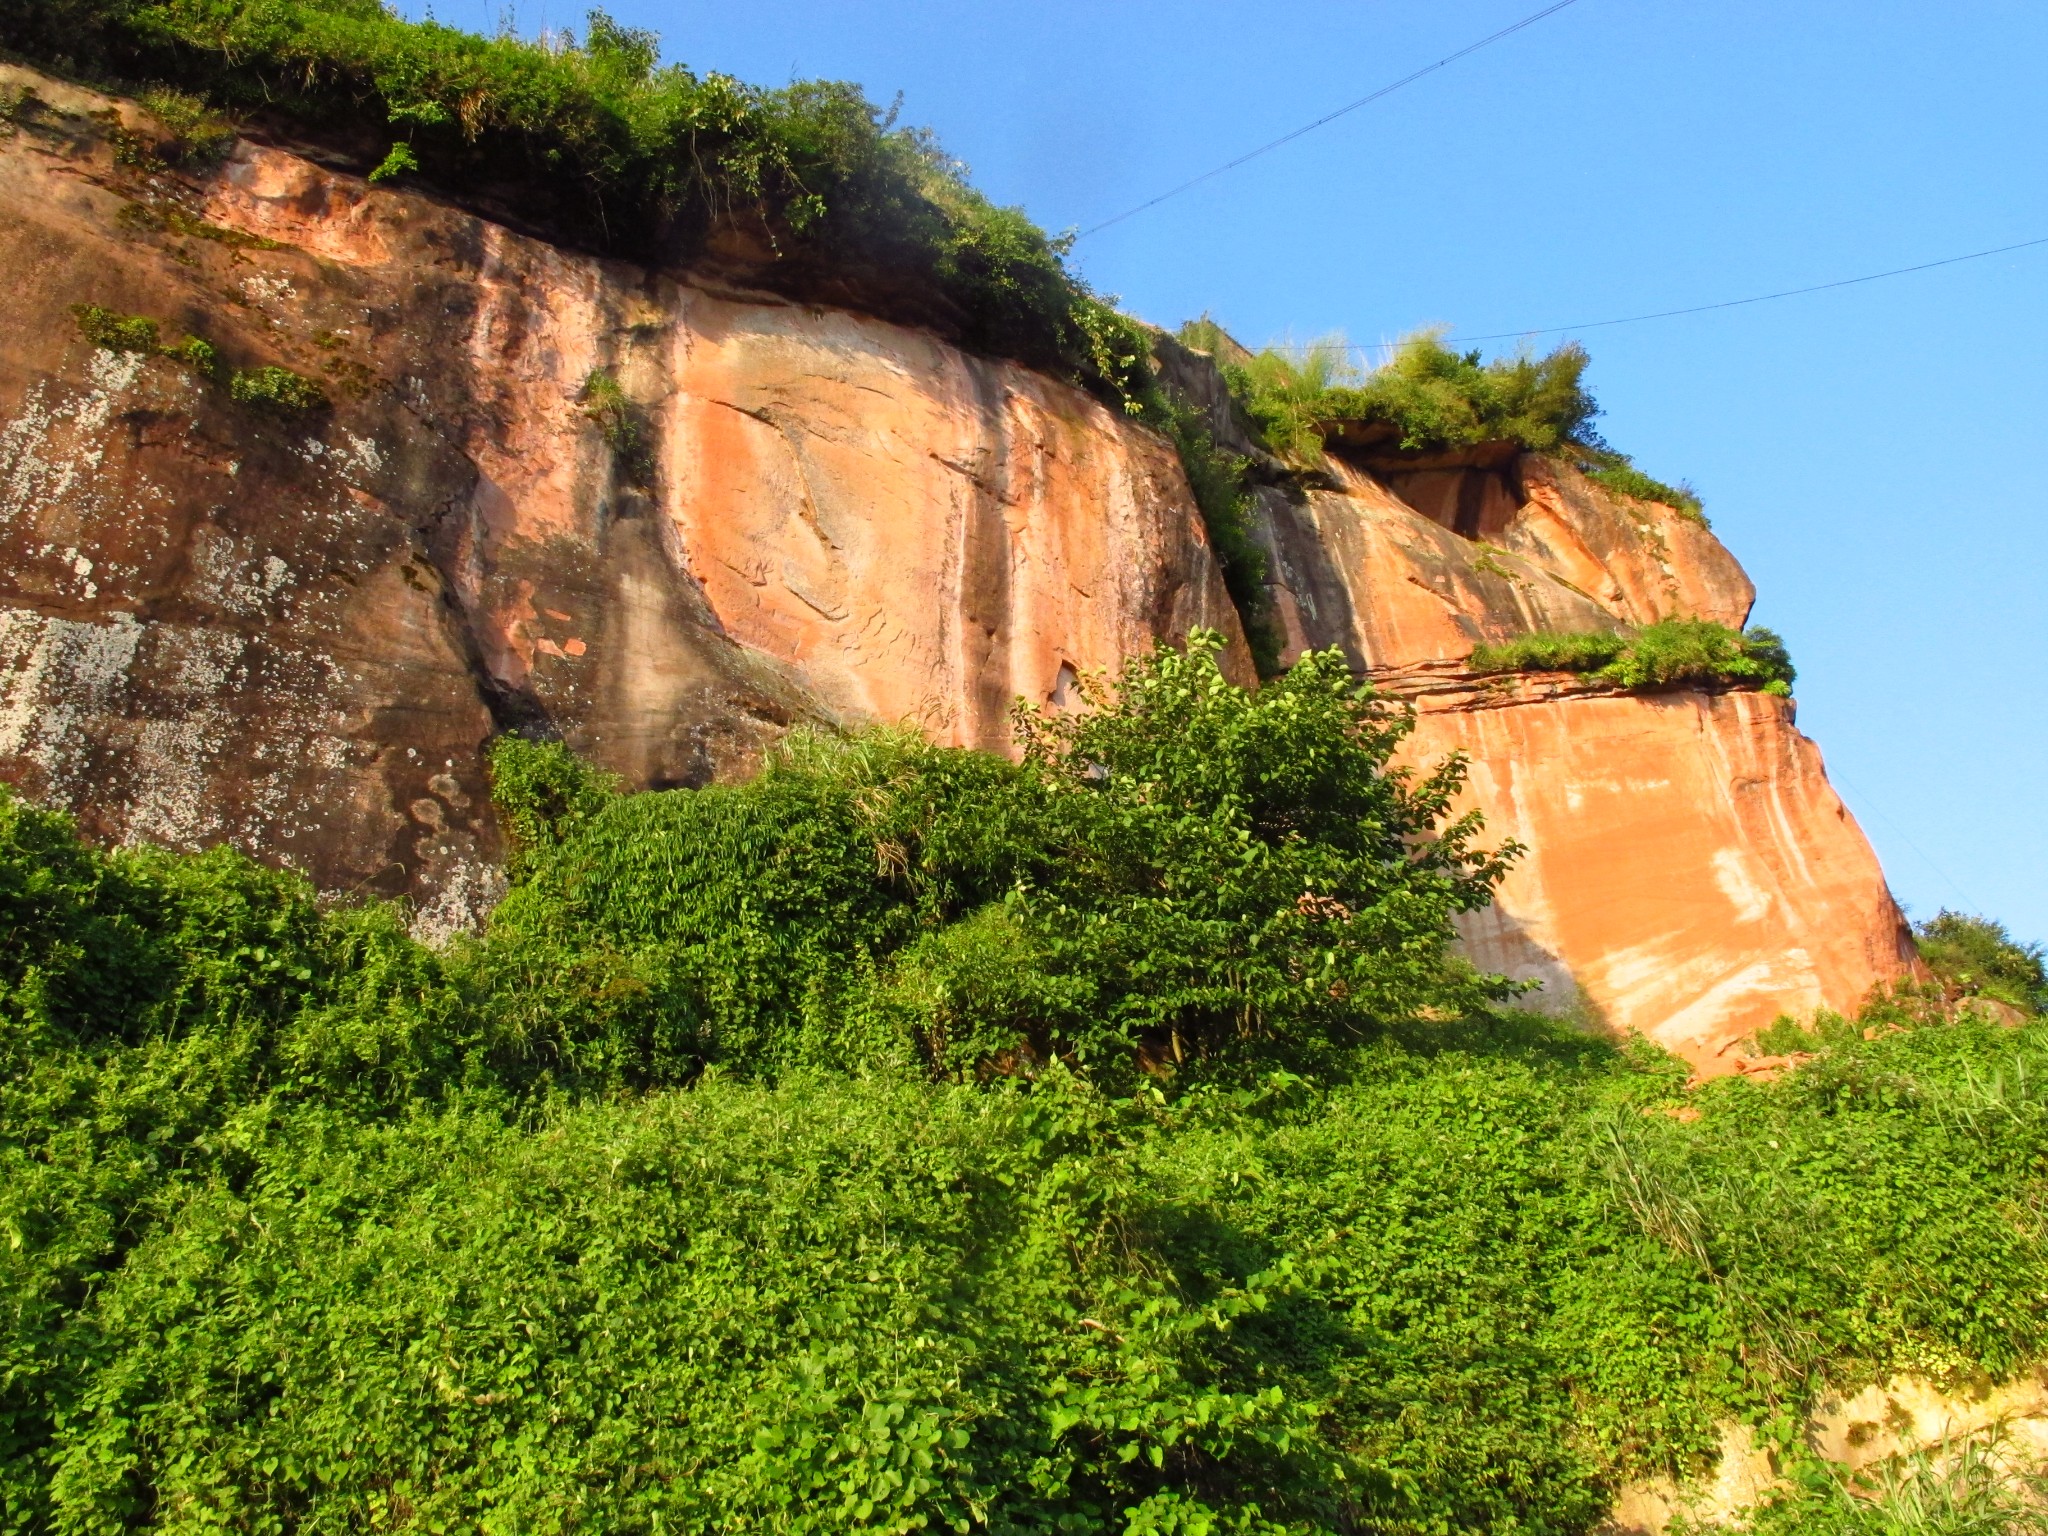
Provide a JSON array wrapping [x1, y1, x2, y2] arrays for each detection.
[[0, 65, 1913, 1060], [0, 66, 1242, 932], [1155, 338, 1917, 1063]]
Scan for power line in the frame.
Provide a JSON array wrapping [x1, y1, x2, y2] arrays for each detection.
[[1451, 234, 2048, 342], [1074, 0, 1586, 240], [1257, 234, 2048, 356]]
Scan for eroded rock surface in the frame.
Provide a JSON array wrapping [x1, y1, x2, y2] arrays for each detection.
[[0, 65, 1241, 926], [1156, 333, 1915, 1064], [0, 64, 1914, 1061]]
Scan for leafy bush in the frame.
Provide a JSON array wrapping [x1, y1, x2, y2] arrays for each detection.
[[484, 634, 1512, 1090], [1915, 911, 2048, 1015], [1470, 618, 1797, 694], [7, 644, 2047, 1532], [228, 363, 327, 414], [1218, 328, 1599, 465]]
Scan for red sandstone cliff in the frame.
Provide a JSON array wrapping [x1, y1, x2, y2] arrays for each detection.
[[1156, 337, 1916, 1062], [0, 65, 1914, 1061]]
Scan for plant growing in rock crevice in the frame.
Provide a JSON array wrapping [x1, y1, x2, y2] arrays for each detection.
[[229, 364, 327, 415], [71, 302, 219, 379], [580, 367, 652, 484]]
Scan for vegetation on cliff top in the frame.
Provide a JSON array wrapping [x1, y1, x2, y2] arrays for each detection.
[[5, 636, 2047, 1532], [1, 0, 1155, 405], [1469, 617, 1797, 695], [1180, 322, 1707, 523]]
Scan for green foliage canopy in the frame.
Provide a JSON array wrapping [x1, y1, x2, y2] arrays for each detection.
[[1, 0, 1155, 404]]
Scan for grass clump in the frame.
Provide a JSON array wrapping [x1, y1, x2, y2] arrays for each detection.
[[1470, 617, 1797, 694], [578, 366, 650, 484], [1194, 323, 1709, 524], [229, 363, 327, 414], [1716, 1434, 2048, 1535], [135, 82, 235, 166], [4, 637, 2048, 1530], [1580, 454, 1707, 523], [1214, 327, 1598, 465]]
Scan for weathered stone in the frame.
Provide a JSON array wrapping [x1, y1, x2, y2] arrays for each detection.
[[0, 64, 1242, 930]]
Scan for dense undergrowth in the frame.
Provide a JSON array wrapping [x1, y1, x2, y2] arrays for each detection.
[[1179, 323, 1706, 523], [1468, 618, 1797, 695], [5, 636, 2048, 1533]]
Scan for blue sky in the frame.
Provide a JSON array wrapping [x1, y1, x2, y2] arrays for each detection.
[[414, 0, 2047, 945]]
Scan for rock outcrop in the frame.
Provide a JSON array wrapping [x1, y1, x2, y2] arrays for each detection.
[[1156, 338, 1918, 1064], [0, 65, 1241, 933], [0, 64, 1913, 1057]]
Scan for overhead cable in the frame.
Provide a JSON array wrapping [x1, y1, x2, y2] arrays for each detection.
[[1074, 0, 1586, 240], [1449, 234, 2048, 343], [1250, 234, 2048, 357]]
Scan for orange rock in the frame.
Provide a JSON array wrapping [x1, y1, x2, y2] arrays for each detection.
[[1404, 688, 1915, 1068], [1248, 427, 1917, 1070], [0, 63, 1241, 925]]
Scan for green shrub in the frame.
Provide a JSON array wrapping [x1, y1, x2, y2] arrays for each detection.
[[1219, 328, 1599, 465], [229, 363, 327, 414], [1470, 618, 1796, 694], [483, 634, 1513, 1089], [69, 300, 159, 353], [1915, 912, 2048, 1015], [1200, 325, 1714, 533]]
